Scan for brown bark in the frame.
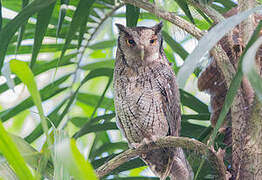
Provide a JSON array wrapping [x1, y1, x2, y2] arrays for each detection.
[[95, 137, 227, 179], [242, 98, 262, 179], [122, 0, 204, 39], [232, 1, 261, 179]]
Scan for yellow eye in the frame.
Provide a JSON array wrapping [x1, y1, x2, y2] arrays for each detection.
[[126, 39, 135, 46], [150, 39, 157, 45]]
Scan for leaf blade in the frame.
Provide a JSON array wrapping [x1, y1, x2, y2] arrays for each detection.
[[31, 2, 56, 67], [0, 0, 56, 71], [0, 121, 35, 180], [126, 4, 140, 27], [60, 0, 95, 59], [55, 138, 98, 180]]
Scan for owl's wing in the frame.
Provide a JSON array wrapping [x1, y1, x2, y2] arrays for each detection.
[[158, 67, 181, 137]]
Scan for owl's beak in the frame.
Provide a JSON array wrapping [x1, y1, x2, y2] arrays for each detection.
[[140, 46, 144, 61]]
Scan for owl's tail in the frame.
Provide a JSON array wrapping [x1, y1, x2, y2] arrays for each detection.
[[141, 147, 193, 180]]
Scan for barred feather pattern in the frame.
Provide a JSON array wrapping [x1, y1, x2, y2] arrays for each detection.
[[113, 23, 193, 180]]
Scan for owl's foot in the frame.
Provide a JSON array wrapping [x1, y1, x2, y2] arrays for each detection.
[[129, 142, 141, 149], [129, 138, 150, 149], [129, 136, 158, 149]]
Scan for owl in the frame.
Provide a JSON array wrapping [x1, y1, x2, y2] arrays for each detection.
[[113, 22, 193, 180]]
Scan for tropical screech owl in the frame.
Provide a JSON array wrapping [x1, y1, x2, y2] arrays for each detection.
[[113, 22, 193, 180]]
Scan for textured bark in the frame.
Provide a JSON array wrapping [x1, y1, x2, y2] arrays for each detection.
[[231, 89, 250, 179], [95, 137, 227, 179], [122, 0, 204, 39], [239, 0, 256, 45], [241, 98, 262, 179], [233, 1, 260, 179]]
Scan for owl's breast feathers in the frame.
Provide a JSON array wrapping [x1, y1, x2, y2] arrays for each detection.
[[113, 58, 181, 145]]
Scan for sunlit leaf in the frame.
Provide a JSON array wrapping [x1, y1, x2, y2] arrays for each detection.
[[53, 130, 70, 180], [55, 138, 98, 180], [0, 71, 69, 123], [73, 122, 118, 139], [110, 158, 145, 175], [0, 162, 18, 180], [80, 59, 114, 70], [9, 60, 43, 115], [162, 31, 189, 60], [88, 39, 116, 49], [91, 142, 128, 159], [9, 59, 52, 148], [195, 8, 212, 26], [10, 134, 53, 178], [7, 44, 77, 55], [25, 98, 68, 143], [174, 0, 194, 24], [0, 121, 35, 180], [90, 76, 112, 118], [77, 93, 114, 111], [180, 89, 209, 113], [71, 113, 115, 127], [0, 53, 75, 94]]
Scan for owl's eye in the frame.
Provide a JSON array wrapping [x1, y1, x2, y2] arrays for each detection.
[[127, 39, 136, 46], [150, 39, 157, 44]]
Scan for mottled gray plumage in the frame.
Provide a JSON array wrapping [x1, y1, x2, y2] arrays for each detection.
[[113, 22, 193, 180]]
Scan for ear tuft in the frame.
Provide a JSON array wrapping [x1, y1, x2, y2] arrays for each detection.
[[152, 21, 163, 34], [115, 23, 126, 32]]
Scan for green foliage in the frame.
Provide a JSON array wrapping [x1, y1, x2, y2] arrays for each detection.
[[0, 1, 2, 31], [0, 121, 35, 180], [55, 137, 98, 180], [0, 0, 258, 179], [31, 2, 56, 67], [126, 4, 140, 27]]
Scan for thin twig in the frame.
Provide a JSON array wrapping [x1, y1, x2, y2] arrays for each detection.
[[95, 136, 227, 180], [122, 0, 204, 39]]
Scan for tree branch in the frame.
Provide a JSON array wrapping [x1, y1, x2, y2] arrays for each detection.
[[187, 0, 225, 24], [210, 44, 236, 87], [239, 0, 256, 45], [95, 136, 227, 179], [122, 0, 204, 39]]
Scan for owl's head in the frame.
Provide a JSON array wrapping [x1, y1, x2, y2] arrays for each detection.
[[116, 22, 163, 65]]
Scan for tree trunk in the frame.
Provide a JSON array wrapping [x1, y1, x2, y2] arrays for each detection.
[[231, 1, 262, 179]]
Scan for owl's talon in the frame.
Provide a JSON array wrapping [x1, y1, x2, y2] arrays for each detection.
[[142, 137, 151, 145], [130, 138, 152, 149], [130, 142, 141, 149], [151, 135, 159, 143]]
